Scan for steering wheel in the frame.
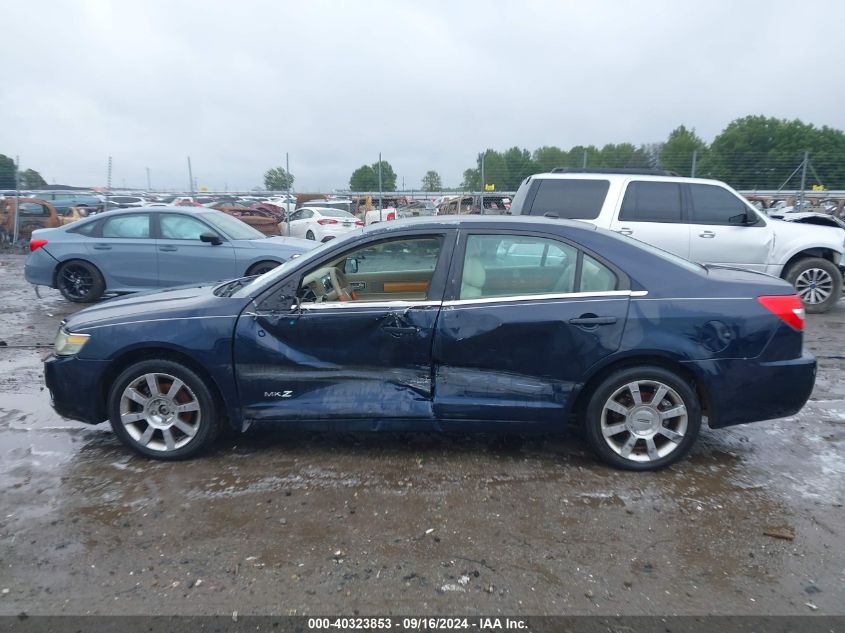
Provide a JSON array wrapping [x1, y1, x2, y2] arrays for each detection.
[[328, 267, 356, 301]]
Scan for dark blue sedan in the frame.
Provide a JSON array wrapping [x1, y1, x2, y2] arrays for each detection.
[[43, 216, 816, 470]]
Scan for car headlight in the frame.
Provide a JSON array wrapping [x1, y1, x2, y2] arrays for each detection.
[[54, 329, 90, 356]]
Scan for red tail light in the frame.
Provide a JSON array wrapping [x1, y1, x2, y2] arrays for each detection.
[[355, 219, 364, 226], [758, 295, 805, 331], [386, 212, 395, 221], [317, 218, 338, 225], [30, 239, 48, 252]]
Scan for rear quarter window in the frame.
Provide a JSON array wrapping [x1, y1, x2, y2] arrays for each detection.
[[526, 179, 609, 219]]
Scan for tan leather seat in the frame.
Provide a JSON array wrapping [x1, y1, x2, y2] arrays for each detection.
[[461, 255, 486, 299]]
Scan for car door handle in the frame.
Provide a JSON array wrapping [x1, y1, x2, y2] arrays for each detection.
[[159, 245, 178, 252], [699, 231, 716, 238], [569, 315, 618, 326], [382, 325, 419, 336], [617, 228, 633, 236], [92, 244, 112, 250]]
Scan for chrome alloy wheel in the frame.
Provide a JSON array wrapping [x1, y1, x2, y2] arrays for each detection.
[[794, 267, 834, 305], [600, 380, 688, 463], [119, 373, 201, 452]]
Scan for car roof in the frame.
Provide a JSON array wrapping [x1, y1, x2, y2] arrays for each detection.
[[362, 215, 597, 235], [528, 171, 729, 187]]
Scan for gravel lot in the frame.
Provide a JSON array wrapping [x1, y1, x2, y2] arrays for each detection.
[[0, 252, 843, 616]]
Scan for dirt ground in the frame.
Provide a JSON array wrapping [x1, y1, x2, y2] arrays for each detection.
[[0, 253, 843, 616]]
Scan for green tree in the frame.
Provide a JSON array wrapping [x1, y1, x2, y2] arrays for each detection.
[[263, 166, 294, 190], [350, 160, 397, 191], [501, 147, 538, 189], [533, 146, 569, 172], [597, 143, 652, 169], [461, 167, 480, 190], [421, 170, 442, 191], [20, 168, 47, 189], [350, 165, 377, 190], [659, 126, 708, 176], [0, 154, 15, 189]]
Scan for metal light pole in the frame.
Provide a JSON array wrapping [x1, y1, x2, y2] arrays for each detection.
[[285, 152, 291, 236], [146, 167, 152, 191], [798, 151, 809, 211], [187, 156, 194, 195], [378, 153, 383, 222], [12, 155, 20, 244], [105, 156, 112, 212], [480, 152, 485, 213]]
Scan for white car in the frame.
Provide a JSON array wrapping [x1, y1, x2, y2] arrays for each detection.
[[365, 206, 397, 226], [510, 169, 845, 312], [286, 207, 362, 242]]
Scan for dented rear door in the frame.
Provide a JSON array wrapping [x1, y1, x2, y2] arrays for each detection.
[[432, 230, 630, 425]]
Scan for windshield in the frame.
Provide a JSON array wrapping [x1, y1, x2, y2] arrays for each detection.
[[201, 211, 266, 240], [231, 228, 365, 298]]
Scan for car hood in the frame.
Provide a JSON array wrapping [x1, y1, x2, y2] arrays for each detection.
[[63, 283, 246, 332]]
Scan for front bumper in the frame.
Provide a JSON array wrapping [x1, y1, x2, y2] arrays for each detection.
[[685, 353, 817, 429], [44, 354, 110, 424]]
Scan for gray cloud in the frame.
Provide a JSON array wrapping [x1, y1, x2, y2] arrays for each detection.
[[4, 0, 844, 191]]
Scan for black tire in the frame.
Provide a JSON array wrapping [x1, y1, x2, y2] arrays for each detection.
[[305, 230, 315, 240], [246, 260, 280, 276], [57, 260, 105, 303], [583, 366, 701, 471], [785, 257, 842, 314], [107, 359, 220, 460]]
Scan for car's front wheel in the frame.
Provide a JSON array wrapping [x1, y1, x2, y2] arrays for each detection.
[[57, 260, 105, 302], [107, 360, 220, 460], [785, 257, 842, 314], [583, 366, 701, 470], [247, 260, 280, 276]]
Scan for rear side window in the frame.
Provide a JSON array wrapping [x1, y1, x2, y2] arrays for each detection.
[[689, 184, 751, 224], [68, 220, 99, 236], [527, 179, 608, 219], [619, 182, 682, 223], [102, 214, 150, 238], [580, 254, 617, 292]]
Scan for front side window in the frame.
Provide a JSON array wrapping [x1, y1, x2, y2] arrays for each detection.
[[160, 214, 212, 240], [299, 236, 443, 303], [689, 183, 753, 224], [619, 181, 682, 223], [102, 214, 150, 238], [460, 234, 578, 299]]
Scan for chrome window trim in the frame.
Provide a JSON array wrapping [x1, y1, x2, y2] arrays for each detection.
[[299, 300, 442, 311], [443, 290, 646, 307]]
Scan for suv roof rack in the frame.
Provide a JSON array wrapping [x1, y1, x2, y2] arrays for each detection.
[[549, 167, 680, 176]]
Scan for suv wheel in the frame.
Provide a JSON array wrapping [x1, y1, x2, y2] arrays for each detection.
[[583, 366, 701, 471], [785, 257, 842, 314]]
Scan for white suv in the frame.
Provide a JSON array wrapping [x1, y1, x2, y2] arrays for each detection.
[[510, 169, 845, 312]]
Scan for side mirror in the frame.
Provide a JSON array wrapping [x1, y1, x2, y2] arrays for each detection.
[[729, 212, 757, 226], [345, 257, 359, 274], [200, 232, 223, 245]]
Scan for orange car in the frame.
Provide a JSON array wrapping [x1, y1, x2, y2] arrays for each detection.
[[0, 198, 60, 241]]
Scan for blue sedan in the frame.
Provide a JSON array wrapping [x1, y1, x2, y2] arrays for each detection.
[[42, 216, 816, 470], [25, 206, 315, 302]]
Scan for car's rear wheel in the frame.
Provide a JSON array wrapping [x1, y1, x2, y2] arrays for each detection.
[[583, 366, 701, 471], [108, 360, 220, 460], [306, 230, 316, 240], [247, 260, 280, 276], [57, 260, 105, 302], [785, 257, 842, 314]]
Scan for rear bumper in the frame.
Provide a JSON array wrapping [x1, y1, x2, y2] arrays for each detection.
[[685, 353, 816, 428], [44, 354, 109, 424], [24, 248, 58, 287]]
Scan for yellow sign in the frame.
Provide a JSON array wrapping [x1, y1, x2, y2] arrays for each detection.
[[200, 186, 209, 192], [484, 183, 495, 191], [812, 184, 826, 191]]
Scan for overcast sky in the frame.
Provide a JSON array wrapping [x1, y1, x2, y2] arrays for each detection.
[[3, 0, 844, 192]]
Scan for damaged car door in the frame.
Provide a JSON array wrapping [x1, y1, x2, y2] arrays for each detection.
[[233, 231, 454, 423], [433, 231, 630, 425]]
